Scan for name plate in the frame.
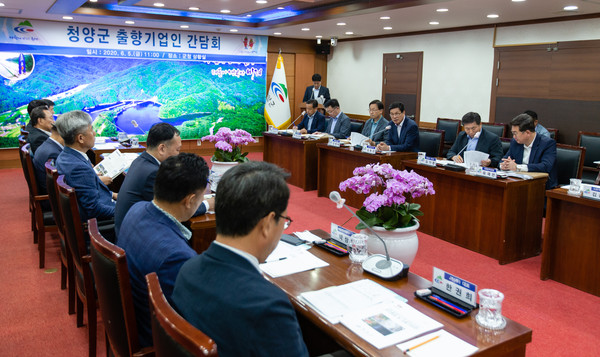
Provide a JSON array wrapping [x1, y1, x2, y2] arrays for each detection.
[[361, 145, 377, 154], [418, 156, 437, 167], [476, 167, 497, 179], [582, 184, 600, 201], [292, 131, 302, 139], [268, 126, 279, 134], [433, 267, 477, 307], [330, 223, 355, 245], [328, 138, 341, 147]]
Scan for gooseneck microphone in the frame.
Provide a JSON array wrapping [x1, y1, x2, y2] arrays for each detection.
[[131, 120, 147, 135], [286, 111, 306, 130], [455, 130, 481, 157]]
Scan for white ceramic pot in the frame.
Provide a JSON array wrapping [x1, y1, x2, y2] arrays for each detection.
[[209, 160, 238, 192], [362, 221, 420, 266]]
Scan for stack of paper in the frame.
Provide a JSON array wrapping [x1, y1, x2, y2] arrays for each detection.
[[260, 241, 328, 278]]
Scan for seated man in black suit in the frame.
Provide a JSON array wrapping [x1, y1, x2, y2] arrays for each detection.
[[33, 125, 64, 193], [316, 99, 351, 139], [361, 99, 390, 145], [173, 161, 309, 357], [302, 73, 330, 103], [114, 123, 213, 235], [26, 105, 55, 154], [376, 102, 419, 152], [501, 113, 557, 189], [447, 112, 503, 167], [294, 99, 326, 134]]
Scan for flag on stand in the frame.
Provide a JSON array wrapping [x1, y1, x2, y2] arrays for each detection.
[[265, 54, 292, 129]]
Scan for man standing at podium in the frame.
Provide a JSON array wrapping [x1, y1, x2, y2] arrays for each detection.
[[302, 73, 330, 103], [376, 102, 419, 152], [295, 99, 326, 134], [447, 112, 503, 167]]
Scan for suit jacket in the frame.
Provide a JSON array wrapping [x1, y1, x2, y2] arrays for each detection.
[[173, 243, 309, 357], [504, 134, 557, 189], [361, 117, 390, 142], [302, 85, 330, 102], [296, 111, 326, 134], [114, 152, 207, 235], [385, 117, 419, 152], [447, 128, 503, 168], [325, 112, 352, 139], [56, 146, 115, 222], [26, 125, 50, 154], [118, 201, 197, 348], [33, 138, 63, 193]]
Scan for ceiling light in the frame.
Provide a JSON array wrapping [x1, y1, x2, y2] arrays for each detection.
[[345, 31, 353, 35], [301, 28, 310, 31], [189, 7, 199, 11], [256, 0, 268, 4], [512, 0, 526, 2], [273, 32, 282, 35], [380, 16, 390, 20], [429, 21, 439, 25], [487, 14, 499, 18], [220, 9, 231, 14], [90, 0, 98, 3], [246, 14, 252, 17], [317, 38, 321, 44], [564, 5, 578, 11], [125, 20, 135, 24], [180, 25, 189, 28], [337, 22, 346, 26], [0, 2, 5, 6], [62, 16, 73, 20], [315, 35, 323, 38], [277, 7, 284, 10], [153, 2, 165, 7], [383, 27, 392, 30], [436, 8, 449, 12], [229, 29, 238, 32]]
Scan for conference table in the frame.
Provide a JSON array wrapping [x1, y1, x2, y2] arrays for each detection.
[[268, 229, 532, 356], [263, 132, 328, 191], [403, 160, 547, 265], [317, 144, 417, 208], [186, 213, 216, 254], [541, 188, 600, 296]]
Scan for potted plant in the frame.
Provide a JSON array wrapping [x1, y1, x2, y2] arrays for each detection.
[[201, 127, 256, 191], [339, 163, 434, 264]]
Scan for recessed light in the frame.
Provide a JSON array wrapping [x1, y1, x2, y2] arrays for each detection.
[[220, 9, 231, 14], [277, 7, 284, 10], [345, 31, 353, 35], [273, 32, 282, 35], [436, 8, 449, 12], [301, 28, 310, 31], [180, 25, 189, 29], [315, 35, 323, 38], [125, 20, 135, 24], [383, 27, 392, 30], [429, 21, 439, 25], [337, 22, 346, 26], [229, 29, 238, 32], [256, 0, 267, 4], [189, 7, 199, 11], [487, 14, 499, 18], [90, 0, 98, 3], [62, 16, 73, 20], [380, 16, 390, 20], [154, 2, 164, 7], [0, 2, 5, 6], [564, 5, 578, 11], [512, 0, 526, 2]]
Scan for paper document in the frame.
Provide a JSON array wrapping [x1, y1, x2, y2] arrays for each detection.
[[463, 150, 489, 166], [340, 300, 443, 349], [93, 141, 121, 150], [397, 330, 478, 357], [260, 243, 328, 278], [298, 279, 408, 324], [350, 132, 369, 146], [93, 150, 134, 179], [294, 230, 326, 244]]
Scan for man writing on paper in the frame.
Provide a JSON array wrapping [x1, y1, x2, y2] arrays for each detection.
[[173, 161, 309, 357], [361, 100, 389, 146], [316, 99, 351, 139], [114, 123, 212, 236], [501, 113, 557, 189], [447, 112, 503, 167], [295, 99, 326, 134], [118, 152, 209, 348], [376, 102, 419, 152]]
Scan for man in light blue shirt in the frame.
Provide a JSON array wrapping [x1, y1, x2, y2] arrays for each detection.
[[361, 99, 389, 145], [524, 110, 551, 138]]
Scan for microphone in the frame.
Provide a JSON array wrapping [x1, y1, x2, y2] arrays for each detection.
[[286, 111, 306, 130], [368, 125, 391, 142], [329, 191, 408, 280], [131, 120, 147, 135], [455, 130, 481, 157]]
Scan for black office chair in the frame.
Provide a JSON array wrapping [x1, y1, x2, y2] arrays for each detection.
[[481, 123, 506, 138], [577, 131, 600, 184], [418, 128, 445, 157], [500, 138, 511, 156], [555, 144, 585, 186], [349, 120, 364, 134], [436, 118, 461, 156]]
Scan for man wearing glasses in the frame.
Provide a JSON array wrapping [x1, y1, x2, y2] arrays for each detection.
[[447, 112, 503, 167], [318, 98, 351, 139], [361, 99, 390, 146], [173, 161, 309, 356]]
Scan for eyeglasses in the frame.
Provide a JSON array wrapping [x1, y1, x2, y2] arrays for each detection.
[[276, 214, 293, 229]]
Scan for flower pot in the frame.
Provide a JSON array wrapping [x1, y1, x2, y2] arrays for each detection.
[[362, 221, 419, 266], [210, 160, 238, 192]]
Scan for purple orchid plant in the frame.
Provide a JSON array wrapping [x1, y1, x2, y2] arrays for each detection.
[[339, 163, 435, 230], [201, 127, 256, 163]]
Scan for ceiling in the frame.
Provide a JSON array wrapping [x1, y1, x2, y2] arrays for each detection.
[[1, 0, 599, 42]]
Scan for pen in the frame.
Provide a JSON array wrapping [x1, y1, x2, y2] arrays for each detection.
[[278, 257, 287, 261], [430, 293, 468, 312], [429, 295, 467, 314], [325, 241, 348, 251], [324, 242, 347, 253], [404, 335, 440, 354]]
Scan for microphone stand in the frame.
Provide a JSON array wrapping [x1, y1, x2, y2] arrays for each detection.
[[285, 111, 306, 130]]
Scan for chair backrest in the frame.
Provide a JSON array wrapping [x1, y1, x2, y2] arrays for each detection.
[[45, 161, 64, 236], [89, 218, 142, 357], [577, 131, 600, 167], [500, 138, 511, 156], [146, 273, 218, 357], [21, 143, 42, 198], [418, 128, 445, 157], [349, 120, 364, 134], [555, 144, 585, 186], [56, 175, 88, 269], [547, 128, 558, 141], [481, 123, 506, 138], [436, 118, 461, 144], [18, 135, 27, 148], [20, 128, 29, 138]]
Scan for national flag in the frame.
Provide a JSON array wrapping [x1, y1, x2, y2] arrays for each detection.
[[264, 54, 291, 129]]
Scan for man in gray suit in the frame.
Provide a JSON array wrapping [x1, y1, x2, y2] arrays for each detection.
[[361, 100, 389, 145], [320, 99, 351, 139]]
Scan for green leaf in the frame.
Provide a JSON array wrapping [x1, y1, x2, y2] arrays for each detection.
[[408, 203, 421, 211], [383, 214, 399, 230], [399, 214, 413, 227]]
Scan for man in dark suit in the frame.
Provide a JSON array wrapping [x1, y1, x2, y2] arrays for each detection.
[[114, 123, 211, 236], [295, 99, 326, 134], [32, 125, 64, 193], [118, 153, 209, 348], [361, 99, 390, 145], [302, 73, 330, 103], [173, 161, 309, 357], [55, 110, 117, 223], [377, 101, 419, 152], [501, 113, 557, 189], [26, 105, 54, 154], [447, 112, 503, 167], [319, 98, 351, 139]]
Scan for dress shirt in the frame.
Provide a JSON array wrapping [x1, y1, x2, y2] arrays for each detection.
[[329, 115, 339, 134], [213, 240, 261, 273], [370, 118, 381, 139], [535, 124, 551, 138], [306, 114, 314, 131], [74, 147, 92, 163], [48, 137, 64, 149], [517, 133, 536, 172], [312, 87, 320, 99], [466, 135, 479, 152], [396, 120, 403, 138]]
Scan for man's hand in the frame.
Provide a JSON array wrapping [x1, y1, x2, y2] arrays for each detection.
[[500, 157, 517, 171], [480, 159, 491, 167], [452, 155, 464, 163], [299, 128, 308, 135], [99, 175, 113, 185], [376, 142, 390, 151], [206, 196, 215, 211], [112, 192, 118, 200]]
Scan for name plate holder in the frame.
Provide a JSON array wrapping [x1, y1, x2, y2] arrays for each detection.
[[330, 223, 354, 245], [361, 145, 377, 155], [268, 126, 279, 134], [292, 131, 302, 139], [414, 267, 478, 318], [582, 184, 600, 201], [418, 156, 437, 167], [476, 167, 497, 179], [328, 138, 341, 147]]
